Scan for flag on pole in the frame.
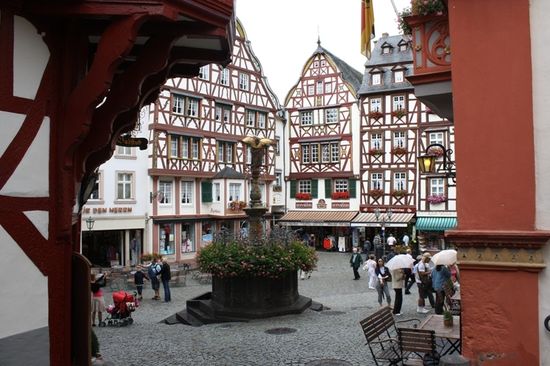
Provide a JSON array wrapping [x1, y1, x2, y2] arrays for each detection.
[[361, 0, 375, 59]]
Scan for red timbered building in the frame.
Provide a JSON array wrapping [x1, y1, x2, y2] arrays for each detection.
[[0, 1, 234, 364], [357, 34, 456, 248], [148, 20, 282, 261], [280, 41, 363, 250]]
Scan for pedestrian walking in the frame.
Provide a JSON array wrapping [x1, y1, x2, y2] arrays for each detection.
[[363, 238, 372, 256], [160, 259, 172, 302], [375, 258, 392, 307], [373, 234, 383, 260], [391, 268, 404, 315], [363, 254, 377, 289], [402, 233, 410, 246], [350, 247, 363, 280], [432, 264, 451, 315]]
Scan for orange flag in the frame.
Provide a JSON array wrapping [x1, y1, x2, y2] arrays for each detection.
[[361, 0, 375, 58]]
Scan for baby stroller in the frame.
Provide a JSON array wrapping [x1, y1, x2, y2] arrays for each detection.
[[102, 291, 138, 327]]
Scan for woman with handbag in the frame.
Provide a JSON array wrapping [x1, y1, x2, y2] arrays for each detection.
[[374, 258, 392, 308]]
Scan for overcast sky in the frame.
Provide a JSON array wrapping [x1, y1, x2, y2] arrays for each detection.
[[236, 0, 411, 104]]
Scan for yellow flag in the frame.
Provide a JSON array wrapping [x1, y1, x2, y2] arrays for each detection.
[[361, 0, 375, 58]]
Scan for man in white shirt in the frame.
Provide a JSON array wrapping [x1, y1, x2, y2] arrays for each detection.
[[415, 253, 435, 312], [386, 233, 396, 246], [403, 233, 410, 246]]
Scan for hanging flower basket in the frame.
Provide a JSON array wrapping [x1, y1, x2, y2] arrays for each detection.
[[392, 189, 408, 198], [295, 192, 312, 200], [392, 146, 408, 155], [331, 191, 350, 200], [368, 189, 384, 198], [391, 109, 407, 119], [368, 148, 384, 156], [398, 0, 446, 35], [427, 194, 447, 204], [368, 111, 384, 120], [427, 146, 445, 157]]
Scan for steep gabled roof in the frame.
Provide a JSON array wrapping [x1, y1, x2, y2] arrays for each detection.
[[316, 45, 363, 92]]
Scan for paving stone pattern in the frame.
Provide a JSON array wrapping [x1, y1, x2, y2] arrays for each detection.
[[95, 252, 432, 366]]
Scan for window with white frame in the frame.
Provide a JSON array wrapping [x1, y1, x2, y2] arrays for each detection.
[[334, 179, 348, 192], [430, 178, 445, 196], [246, 110, 256, 127], [229, 183, 241, 201], [172, 94, 184, 114], [394, 70, 404, 83], [325, 108, 338, 124], [372, 73, 381, 85], [89, 172, 101, 200], [382, 46, 391, 54], [220, 68, 230, 86], [316, 80, 323, 94], [158, 180, 172, 204], [181, 137, 189, 158], [239, 73, 249, 90], [301, 145, 310, 163], [311, 144, 319, 163], [217, 141, 235, 163], [170, 135, 179, 158], [371, 173, 383, 190], [313, 61, 319, 68], [331, 143, 340, 162], [276, 172, 282, 187], [394, 172, 406, 191], [258, 113, 266, 129], [275, 137, 280, 155], [307, 85, 315, 95], [191, 139, 200, 159], [372, 133, 383, 150], [392, 95, 405, 111], [117, 173, 133, 200], [394, 131, 406, 148], [298, 180, 311, 193], [321, 144, 330, 163], [171, 136, 200, 159], [215, 104, 231, 123], [370, 98, 382, 112], [300, 111, 313, 125], [429, 131, 445, 145], [213, 182, 221, 202], [225, 143, 233, 163], [116, 145, 132, 156], [181, 181, 193, 204], [187, 98, 199, 117], [399, 42, 408, 52], [198, 65, 209, 80], [325, 82, 332, 93]]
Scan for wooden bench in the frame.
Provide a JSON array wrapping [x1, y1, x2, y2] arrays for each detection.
[[359, 306, 421, 366]]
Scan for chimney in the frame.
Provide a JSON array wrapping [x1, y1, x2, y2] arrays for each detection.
[[382, 32, 389, 38]]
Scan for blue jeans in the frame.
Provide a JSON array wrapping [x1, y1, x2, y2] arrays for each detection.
[[162, 279, 171, 302]]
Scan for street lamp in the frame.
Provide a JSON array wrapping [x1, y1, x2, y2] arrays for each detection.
[[85, 216, 95, 231], [418, 143, 456, 185], [374, 208, 392, 259]]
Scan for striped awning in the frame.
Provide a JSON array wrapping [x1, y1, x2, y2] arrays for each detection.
[[416, 217, 457, 231], [351, 212, 414, 227], [278, 211, 359, 227]]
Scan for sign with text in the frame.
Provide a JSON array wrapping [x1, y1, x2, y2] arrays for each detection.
[[295, 202, 313, 209]]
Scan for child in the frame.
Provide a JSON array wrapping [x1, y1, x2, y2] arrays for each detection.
[[90, 273, 106, 326], [134, 265, 148, 300]]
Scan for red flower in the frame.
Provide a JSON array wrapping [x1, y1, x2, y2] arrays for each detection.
[[295, 192, 312, 200]]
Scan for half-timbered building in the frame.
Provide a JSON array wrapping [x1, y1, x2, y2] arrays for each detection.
[[280, 40, 362, 250], [148, 20, 282, 261], [357, 33, 456, 249]]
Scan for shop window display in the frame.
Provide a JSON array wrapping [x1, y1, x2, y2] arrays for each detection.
[[160, 223, 175, 255]]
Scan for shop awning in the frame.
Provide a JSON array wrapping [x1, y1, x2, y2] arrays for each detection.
[[416, 217, 457, 231], [351, 212, 414, 227], [278, 211, 359, 227]]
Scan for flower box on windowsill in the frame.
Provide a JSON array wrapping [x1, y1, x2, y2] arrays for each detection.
[[368, 148, 384, 156], [331, 191, 350, 200], [427, 146, 444, 157], [368, 189, 384, 198], [427, 194, 447, 204], [229, 200, 247, 211], [391, 190, 408, 198], [392, 146, 408, 155], [368, 111, 384, 120], [295, 193, 312, 201], [391, 109, 407, 119]]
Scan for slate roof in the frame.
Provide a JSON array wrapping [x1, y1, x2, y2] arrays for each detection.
[[213, 167, 245, 179], [314, 43, 363, 93], [358, 34, 415, 96]]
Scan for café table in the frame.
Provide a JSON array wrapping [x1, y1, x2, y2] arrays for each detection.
[[418, 314, 461, 356]]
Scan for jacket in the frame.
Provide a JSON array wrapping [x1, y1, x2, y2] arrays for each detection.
[[350, 253, 364, 268], [160, 262, 171, 281]]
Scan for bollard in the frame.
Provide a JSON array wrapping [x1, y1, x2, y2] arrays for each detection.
[[439, 354, 470, 366]]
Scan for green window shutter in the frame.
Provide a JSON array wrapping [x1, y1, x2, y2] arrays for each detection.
[[201, 181, 212, 202], [290, 180, 297, 198], [311, 179, 318, 198], [325, 179, 332, 198], [349, 178, 357, 198]]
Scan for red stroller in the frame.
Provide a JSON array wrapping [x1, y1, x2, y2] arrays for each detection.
[[102, 291, 138, 327]]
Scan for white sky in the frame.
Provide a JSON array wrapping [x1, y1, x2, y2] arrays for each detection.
[[236, 0, 411, 104]]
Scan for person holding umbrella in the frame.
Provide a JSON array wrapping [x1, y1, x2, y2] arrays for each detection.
[[385, 253, 415, 316]]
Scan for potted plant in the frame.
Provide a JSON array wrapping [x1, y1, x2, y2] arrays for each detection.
[[398, 0, 446, 35], [443, 310, 453, 327]]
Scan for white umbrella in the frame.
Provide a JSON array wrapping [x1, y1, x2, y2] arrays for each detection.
[[385, 254, 414, 271], [431, 249, 458, 266]]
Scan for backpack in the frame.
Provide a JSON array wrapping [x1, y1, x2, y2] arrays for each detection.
[[148, 263, 158, 278]]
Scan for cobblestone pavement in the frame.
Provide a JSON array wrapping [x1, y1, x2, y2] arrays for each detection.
[[95, 252, 432, 366]]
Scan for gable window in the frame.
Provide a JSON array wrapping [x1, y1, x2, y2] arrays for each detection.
[[325, 108, 338, 124], [429, 131, 445, 145], [394, 70, 404, 83], [307, 85, 315, 95], [370, 98, 382, 112], [300, 111, 313, 125], [220, 68, 230, 86], [158, 180, 172, 204], [213, 182, 221, 202], [217, 141, 235, 163], [392, 95, 405, 111], [229, 183, 241, 201], [371, 133, 383, 150], [117, 172, 133, 200], [239, 73, 249, 90], [321, 144, 330, 163], [298, 180, 311, 194], [215, 104, 231, 123], [371, 173, 383, 190], [311, 144, 319, 163], [325, 82, 333, 93], [398, 42, 408, 52], [181, 181, 193, 204], [394, 131, 406, 148], [382, 45, 392, 54], [334, 179, 348, 192], [198, 65, 209, 80], [430, 178, 445, 196], [331, 143, 340, 163], [316, 81, 324, 94], [172, 94, 184, 115], [394, 172, 406, 191], [301, 145, 310, 164], [372, 73, 381, 86]]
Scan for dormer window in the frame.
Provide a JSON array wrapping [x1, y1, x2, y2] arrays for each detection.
[[382, 47, 391, 54], [394, 70, 404, 83], [372, 73, 381, 86], [398, 40, 409, 52]]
